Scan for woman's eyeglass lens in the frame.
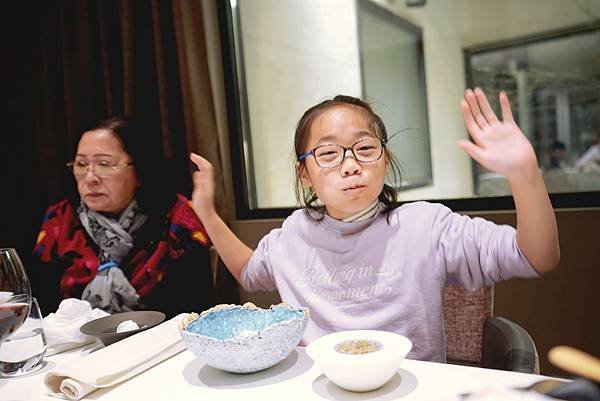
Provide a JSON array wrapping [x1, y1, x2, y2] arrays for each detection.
[[299, 138, 385, 168], [66, 161, 133, 177]]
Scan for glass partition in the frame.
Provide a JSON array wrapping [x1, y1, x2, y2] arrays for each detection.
[[466, 25, 600, 197], [219, 0, 600, 218]]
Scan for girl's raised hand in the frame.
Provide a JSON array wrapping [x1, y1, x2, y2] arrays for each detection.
[[190, 153, 216, 220], [458, 88, 539, 181]]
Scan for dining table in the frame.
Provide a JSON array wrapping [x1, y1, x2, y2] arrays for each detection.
[[0, 343, 560, 401]]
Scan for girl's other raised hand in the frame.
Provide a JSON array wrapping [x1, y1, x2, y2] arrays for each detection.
[[190, 152, 216, 221], [458, 88, 539, 182]]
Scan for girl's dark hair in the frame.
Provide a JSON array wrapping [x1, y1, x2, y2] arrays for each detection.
[[294, 95, 402, 219], [69, 116, 174, 218]]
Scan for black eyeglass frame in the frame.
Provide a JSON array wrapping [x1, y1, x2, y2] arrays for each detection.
[[297, 137, 387, 168]]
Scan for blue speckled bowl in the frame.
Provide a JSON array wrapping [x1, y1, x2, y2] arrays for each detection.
[[180, 303, 309, 373]]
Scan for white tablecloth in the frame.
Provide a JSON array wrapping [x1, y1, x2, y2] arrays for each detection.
[[0, 344, 555, 401]]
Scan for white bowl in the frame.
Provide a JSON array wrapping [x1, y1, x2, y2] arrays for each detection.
[[306, 330, 412, 392], [180, 303, 308, 373]]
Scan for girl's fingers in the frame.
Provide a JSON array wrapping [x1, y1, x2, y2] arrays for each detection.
[[461, 100, 483, 143], [474, 88, 499, 124], [190, 152, 212, 170], [499, 91, 515, 123], [190, 153, 214, 190], [457, 139, 485, 165], [465, 89, 488, 130]]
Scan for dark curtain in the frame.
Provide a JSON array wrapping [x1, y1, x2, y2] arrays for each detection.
[[0, 1, 226, 273]]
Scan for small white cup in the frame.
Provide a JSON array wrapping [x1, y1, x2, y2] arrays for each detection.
[[306, 330, 412, 392], [0, 298, 47, 377]]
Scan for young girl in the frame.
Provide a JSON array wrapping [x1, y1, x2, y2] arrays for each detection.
[[190, 89, 559, 362]]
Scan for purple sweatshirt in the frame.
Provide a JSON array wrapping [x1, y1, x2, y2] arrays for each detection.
[[241, 201, 538, 362]]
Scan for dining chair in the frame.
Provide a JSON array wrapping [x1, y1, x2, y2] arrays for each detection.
[[443, 283, 539, 374]]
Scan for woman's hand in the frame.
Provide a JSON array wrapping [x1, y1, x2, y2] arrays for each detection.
[[190, 153, 216, 221], [458, 88, 539, 182]]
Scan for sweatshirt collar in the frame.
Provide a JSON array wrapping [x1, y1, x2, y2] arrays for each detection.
[[320, 202, 382, 235], [341, 200, 379, 222]]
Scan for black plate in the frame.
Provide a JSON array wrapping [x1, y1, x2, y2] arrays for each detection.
[[80, 311, 166, 346]]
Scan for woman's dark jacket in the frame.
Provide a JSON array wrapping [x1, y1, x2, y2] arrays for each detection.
[[31, 194, 214, 318]]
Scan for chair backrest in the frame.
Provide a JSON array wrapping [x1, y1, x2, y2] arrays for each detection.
[[443, 283, 494, 365], [444, 283, 539, 373]]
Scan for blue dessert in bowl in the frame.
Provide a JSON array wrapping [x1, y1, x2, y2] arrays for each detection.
[[180, 303, 309, 373]]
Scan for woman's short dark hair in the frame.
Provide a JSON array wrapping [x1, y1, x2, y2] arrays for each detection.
[[293, 95, 402, 219], [69, 116, 174, 218]]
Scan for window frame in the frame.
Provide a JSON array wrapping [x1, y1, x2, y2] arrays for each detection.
[[356, 0, 433, 190], [218, 3, 600, 220]]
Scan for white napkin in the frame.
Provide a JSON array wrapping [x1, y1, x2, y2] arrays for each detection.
[[43, 298, 109, 356], [44, 313, 188, 400], [0, 291, 13, 302]]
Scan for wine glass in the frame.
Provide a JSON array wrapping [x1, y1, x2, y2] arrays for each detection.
[[0, 248, 32, 345]]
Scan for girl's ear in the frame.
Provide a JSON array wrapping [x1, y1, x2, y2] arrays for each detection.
[[296, 161, 312, 188], [384, 153, 390, 174]]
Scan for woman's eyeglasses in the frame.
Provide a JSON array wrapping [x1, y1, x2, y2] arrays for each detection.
[[66, 160, 133, 178], [297, 137, 386, 168]]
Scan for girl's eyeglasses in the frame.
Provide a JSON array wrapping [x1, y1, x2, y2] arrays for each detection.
[[297, 137, 386, 168]]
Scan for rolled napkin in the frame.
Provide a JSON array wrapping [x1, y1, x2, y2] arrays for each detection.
[[45, 313, 187, 400], [43, 298, 110, 356]]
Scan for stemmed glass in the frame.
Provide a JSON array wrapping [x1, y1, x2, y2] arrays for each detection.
[[0, 248, 32, 346]]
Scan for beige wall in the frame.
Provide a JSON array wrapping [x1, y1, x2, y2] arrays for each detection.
[[458, 0, 600, 47], [239, 0, 361, 208], [231, 209, 600, 377]]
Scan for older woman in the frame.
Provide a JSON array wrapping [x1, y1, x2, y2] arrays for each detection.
[[31, 117, 214, 317]]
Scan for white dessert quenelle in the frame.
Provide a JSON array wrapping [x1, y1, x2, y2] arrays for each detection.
[[116, 320, 140, 333]]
